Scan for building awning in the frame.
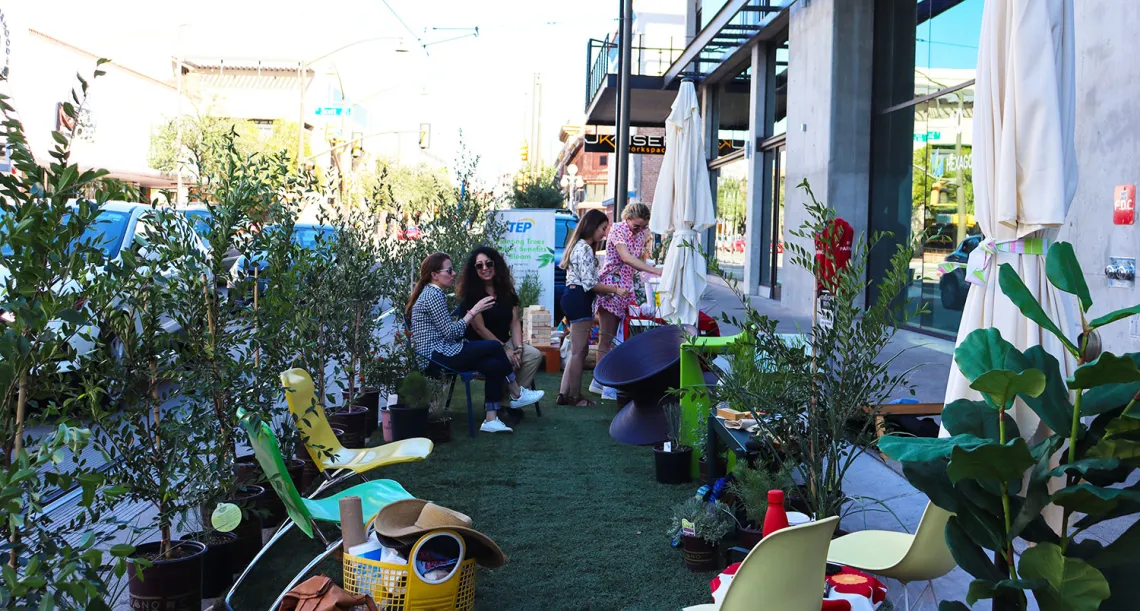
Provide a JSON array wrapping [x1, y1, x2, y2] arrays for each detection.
[[585, 75, 680, 127]]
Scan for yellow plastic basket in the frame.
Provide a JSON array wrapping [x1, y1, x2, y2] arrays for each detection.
[[343, 529, 476, 611]]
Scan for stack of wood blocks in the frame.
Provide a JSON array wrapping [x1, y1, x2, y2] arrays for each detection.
[[522, 305, 553, 346]]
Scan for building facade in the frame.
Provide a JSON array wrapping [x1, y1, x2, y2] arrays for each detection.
[[583, 0, 1140, 353]]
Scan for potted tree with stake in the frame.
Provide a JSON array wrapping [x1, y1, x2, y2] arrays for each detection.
[[425, 377, 453, 443], [0, 65, 138, 609], [392, 371, 431, 440], [668, 498, 734, 572], [653, 402, 693, 484]]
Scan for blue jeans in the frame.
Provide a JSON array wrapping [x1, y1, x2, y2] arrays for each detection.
[[429, 340, 515, 410]]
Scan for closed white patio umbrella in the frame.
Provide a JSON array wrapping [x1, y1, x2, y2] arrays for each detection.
[[650, 79, 716, 327], [943, 0, 1079, 440]]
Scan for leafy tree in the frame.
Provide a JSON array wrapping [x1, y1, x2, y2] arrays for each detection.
[[510, 165, 563, 209]]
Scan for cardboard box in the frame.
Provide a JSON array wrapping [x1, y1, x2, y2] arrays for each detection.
[[716, 407, 749, 421]]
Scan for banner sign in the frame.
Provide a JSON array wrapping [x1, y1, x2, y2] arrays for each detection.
[[584, 133, 666, 155], [497, 209, 556, 325]]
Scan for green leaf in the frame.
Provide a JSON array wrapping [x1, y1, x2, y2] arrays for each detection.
[[1069, 352, 1140, 390], [1048, 458, 1122, 479], [970, 368, 1046, 409], [946, 515, 1004, 581], [1019, 542, 1110, 611], [1012, 346, 1078, 437], [110, 544, 134, 557], [1105, 413, 1140, 439], [967, 579, 1045, 605], [947, 438, 1035, 483], [1046, 242, 1092, 313], [939, 603, 971, 611], [955, 328, 1015, 383], [942, 399, 1022, 441], [878, 434, 988, 463], [1052, 483, 1140, 515], [1090, 304, 1140, 329], [1092, 518, 1140, 569], [1011, 435, 1065, 540], [1087, 436, 1140, 467], [998, 263, 1079, 354], [901, 459, 961, 513]]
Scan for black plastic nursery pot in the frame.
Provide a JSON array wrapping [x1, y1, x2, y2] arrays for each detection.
[[328, 404, 369, 449], [344, 388, 381, 438], [426, 417, 452, 444], [389, 404, 429, 441], [681, 535, 719, 572], [128, 540, 207, 611], [653, 444, 693, 484], [200, 485, 265, 575], [185, 530, 239, 598]]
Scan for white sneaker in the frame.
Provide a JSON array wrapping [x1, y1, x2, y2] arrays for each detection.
[[602, 386, 618, 401], [480, 418, 513, 433], [588, 380, 604, 395], [509, 388, 545, 409]]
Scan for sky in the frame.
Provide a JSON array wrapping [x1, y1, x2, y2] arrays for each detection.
[[14, 0, 624, 185]]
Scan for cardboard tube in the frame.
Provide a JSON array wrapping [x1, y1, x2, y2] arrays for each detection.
[[339, 496, 366, 551]]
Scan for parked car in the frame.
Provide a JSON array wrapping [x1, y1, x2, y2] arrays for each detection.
[[397, 225, 422, 241], [938, 234, 982, 311], [226, 223, 337, 302], [553, 211, 579, 323], [180, 204, 244, 278], [0, 201, 209, 370]]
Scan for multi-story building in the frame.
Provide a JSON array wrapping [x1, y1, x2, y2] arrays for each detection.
[[582, 0, 1140, 353]]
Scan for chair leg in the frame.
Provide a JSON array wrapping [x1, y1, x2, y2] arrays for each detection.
[[445, 374, 457, 411], [223, 521, 296, 608], [465, 379, 476, 437]]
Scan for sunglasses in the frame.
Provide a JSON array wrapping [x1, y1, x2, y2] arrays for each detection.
[[475, 261, 495, 271], [438, 267, 455, 275]]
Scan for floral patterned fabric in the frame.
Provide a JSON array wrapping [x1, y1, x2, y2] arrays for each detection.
[[595, 221, 649, 318]]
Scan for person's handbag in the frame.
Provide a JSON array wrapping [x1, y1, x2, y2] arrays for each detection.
[[278, 576, 379, 611]]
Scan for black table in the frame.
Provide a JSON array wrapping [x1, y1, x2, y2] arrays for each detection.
[[705, 413, 770, 486]]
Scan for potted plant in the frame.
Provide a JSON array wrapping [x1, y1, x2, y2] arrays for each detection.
[[727, 462, 796, 549], [668, 498, 734, 572], [392, 371, 431, 440], [0, 66, 137, 609], [425, 377, 453, 443], [689, 419, 726, 483], [653, 402, 693, 484]]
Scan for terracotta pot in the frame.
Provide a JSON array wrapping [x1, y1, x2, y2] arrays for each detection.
[[681, 535, 718, 572], [128, 540, 207, 611], [380, 407, 393, 442]]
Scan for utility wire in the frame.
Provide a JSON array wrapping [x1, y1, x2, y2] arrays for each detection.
[[380, 0, 427, 52]]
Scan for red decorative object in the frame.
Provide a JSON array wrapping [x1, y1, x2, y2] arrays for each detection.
[[815, 218, 853, 293], [1114, 185, 1136, 225], [710, 563, 886, 610], [761, 490, 789, 537]]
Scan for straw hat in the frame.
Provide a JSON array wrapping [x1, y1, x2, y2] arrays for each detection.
[[372, 499, 506, 568]]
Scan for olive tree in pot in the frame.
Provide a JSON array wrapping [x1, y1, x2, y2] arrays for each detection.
[[668, 498, 734, 572], [0, 65, 138, 608], [653, 402, 693, 484], [708, 179, 922, 521], [392, 372, 431, 440], [90, 208, 216, 610], [425, 377, 453, 443]]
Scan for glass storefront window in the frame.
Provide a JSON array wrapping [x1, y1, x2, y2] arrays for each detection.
[[715, 157, 748, 279], [773, 41, 789, 137]]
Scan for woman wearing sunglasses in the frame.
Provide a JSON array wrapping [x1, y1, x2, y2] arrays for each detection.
[[407, 252, 544, 434], [457, 246, 544, 414], [592, 203, 662, 399]]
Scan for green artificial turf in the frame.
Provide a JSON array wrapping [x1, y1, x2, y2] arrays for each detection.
[[232, 371, 716, 611]]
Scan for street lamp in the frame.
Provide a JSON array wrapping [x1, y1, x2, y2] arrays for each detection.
[[560, 164, 585, 214]]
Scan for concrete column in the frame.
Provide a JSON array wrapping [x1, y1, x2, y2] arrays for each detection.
[[743, 42, 771, 296], [783, 0, 875, 314]]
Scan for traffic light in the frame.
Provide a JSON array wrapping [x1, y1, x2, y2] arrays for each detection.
[[520, 141, 529, 162], [351, 132, 363, 158], [419, 123, 431, 150]]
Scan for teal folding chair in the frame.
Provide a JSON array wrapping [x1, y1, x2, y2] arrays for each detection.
[[222, 409, 416, 610]]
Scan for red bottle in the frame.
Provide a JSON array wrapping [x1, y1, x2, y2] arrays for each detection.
[[762, 490, 790, 537]]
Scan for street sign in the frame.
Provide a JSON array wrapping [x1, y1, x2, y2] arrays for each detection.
[[584, 133, 666, 155], [315, 107, 352, 117]]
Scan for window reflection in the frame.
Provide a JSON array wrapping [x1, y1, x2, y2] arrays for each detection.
[[715, 158, 748, 279]]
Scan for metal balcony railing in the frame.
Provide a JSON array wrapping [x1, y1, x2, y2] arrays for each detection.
[[584, 36, 685, 110]]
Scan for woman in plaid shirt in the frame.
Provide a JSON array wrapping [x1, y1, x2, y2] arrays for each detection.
[[406, 252, 544, 434]]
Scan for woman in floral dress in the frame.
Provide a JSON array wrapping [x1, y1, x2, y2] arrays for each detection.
[[591, 203, 662, 398]]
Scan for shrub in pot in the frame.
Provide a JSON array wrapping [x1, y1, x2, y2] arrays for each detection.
[[669, 498, 734, 572], [392, 371, 431, 440], [653, 402, 693, 484], [425, 377, 453, 443], [728, 462, 796, 548]]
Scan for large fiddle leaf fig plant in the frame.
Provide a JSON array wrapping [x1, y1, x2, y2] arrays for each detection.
[[881, 242, 1140, 611]]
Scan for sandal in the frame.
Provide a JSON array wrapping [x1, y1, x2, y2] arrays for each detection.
[[556, 393, 571, 406], [571, 396, 596, 407]]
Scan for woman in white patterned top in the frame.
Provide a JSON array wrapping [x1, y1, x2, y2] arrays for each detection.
[[406, 252, 544, 434], [556, 210, 629, 406]]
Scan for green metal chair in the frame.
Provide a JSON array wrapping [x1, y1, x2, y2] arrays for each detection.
[[826, 502, 957, 610], [683, 516, 839, 611], [222, 409, 416, 611]]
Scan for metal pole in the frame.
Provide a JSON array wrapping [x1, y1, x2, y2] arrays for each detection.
[[615, 0, 633, 220], [297, 62, 305, 172]]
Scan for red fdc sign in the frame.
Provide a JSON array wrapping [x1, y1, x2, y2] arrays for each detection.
[[815, 218, 853, 293], [1114, 185, 1135, 225]]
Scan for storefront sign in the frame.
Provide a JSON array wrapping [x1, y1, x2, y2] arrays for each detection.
[[718, 139, 745, 154], [584, 133, 666, 155], [1114, 184, 1135, 225], [497, 209, 556, 324]]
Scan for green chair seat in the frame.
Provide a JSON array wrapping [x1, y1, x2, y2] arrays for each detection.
[[303, 479, 411, 524]]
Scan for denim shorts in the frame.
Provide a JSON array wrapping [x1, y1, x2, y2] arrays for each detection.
[[561, 286, 595, 323]]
